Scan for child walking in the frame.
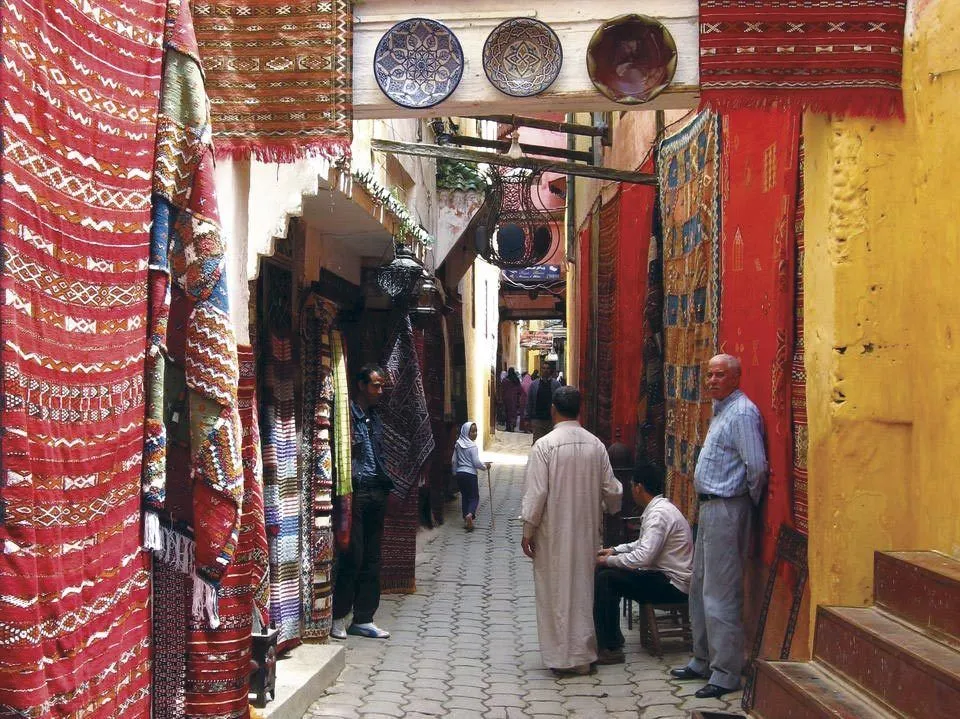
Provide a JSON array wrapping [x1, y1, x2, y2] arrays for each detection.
[[453, 421, 490, 531]]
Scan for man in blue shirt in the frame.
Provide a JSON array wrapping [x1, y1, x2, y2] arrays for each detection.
[[331, 364, 395, 640], [671, 354, 767, 698]]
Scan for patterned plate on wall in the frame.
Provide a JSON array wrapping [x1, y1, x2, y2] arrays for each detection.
[[374, 18, 464, 109], [483, 18, 563, 97], [586, 14, 677, 105]]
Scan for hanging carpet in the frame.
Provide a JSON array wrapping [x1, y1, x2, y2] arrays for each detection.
[[699, 0, 907, 119], [718, 109, 801, 565], [791, 139, 808, 535], [595, 194, 620, 446], [192, 0, 353, 161], [261, 331, 302, 652], [0, 0, 163, 713], [300, 302, 336, 640], [658, 111, 722, 525]]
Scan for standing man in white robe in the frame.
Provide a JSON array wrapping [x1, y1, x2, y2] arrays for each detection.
[[520, 386, 623, 675]]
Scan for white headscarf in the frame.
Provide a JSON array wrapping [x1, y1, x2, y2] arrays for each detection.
[[456, 421, 477, 450]]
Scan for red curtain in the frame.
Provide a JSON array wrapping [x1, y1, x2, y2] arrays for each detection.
[[577, 223, 592, 398], [718, 109, 801, 564]]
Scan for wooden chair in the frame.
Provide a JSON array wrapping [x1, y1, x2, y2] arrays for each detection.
[[638, 602, 692, 657]]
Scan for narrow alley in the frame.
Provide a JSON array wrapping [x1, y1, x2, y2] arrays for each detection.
[[303, 432, 743, 719]]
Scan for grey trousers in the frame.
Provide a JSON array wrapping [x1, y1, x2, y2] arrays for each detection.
[[686, 494, 752, 690]]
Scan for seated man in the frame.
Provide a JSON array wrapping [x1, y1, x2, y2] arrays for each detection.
[[593, 461, 694, 664]]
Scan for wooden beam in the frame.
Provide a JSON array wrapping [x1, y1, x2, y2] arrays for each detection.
[[446, 135, 594, 163], [471, 115, 607, 138], [353, 1, 700, 120], [371, 139, 657, 186]]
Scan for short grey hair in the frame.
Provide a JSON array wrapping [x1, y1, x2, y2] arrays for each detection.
[[711, 354, 742, 375]]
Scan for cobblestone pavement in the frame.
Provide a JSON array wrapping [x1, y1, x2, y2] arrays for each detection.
[[304, 432, 744, 719]]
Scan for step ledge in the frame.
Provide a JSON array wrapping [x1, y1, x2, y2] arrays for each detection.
[[758, 660, 899, 718], [254, 643, 345, 719]]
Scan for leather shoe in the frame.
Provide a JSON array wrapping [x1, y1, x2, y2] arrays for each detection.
[[695, 683, 734, 699], [595, 648, 625, 665], [670, 666, 706, 680]]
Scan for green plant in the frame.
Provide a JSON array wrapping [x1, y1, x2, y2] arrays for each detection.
[[437, 158, 486, 192]]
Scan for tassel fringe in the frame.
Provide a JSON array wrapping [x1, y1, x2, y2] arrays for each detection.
[[212, 138, 352, 163], [698, 88, 905, 121], [192, 573, 221, 629], [143, 511, 162, 552]]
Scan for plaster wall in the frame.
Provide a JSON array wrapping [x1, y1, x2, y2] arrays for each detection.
[[461, 259, 502, 449], [803, 0, 960, 631]]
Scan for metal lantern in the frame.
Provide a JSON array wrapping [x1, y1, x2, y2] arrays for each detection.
[[477, 167, 557, 269], [375, 242, 426, 304]]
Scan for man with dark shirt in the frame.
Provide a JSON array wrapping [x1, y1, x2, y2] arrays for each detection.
[[525, 363, 561, 442], [331, 364, 394, 640]]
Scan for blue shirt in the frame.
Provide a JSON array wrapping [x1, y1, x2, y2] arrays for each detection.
[[350, 400, 392, 489], [693, 389, 768, 504]]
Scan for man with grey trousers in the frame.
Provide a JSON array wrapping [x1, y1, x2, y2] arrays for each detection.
[[670, 354, 767, 699]]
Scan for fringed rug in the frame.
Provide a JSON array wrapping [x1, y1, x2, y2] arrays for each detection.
[[718, 109, 801, 564], [192, 0, 353, 161], [261, 332, 302, 652], [0, 0, 162, 713], [791, 139, 808, 535], [699, 0, 907, 119], [300, 302, 336, 640], [380, 490, 420, 594], [658, 111, 722, 524], [184, 345, 268, 718]]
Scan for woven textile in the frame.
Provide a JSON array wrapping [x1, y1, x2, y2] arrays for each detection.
[[595, 195, 620, 446], [331, 331, 353, 499], [380, 490, 420, 594], [659, 111, 722, 524], [144, 0, 244, 638], [718, 109, 800, 564], [791, 139, 808, 535], [637, 197, 667, 466], [0, 0, 161, 713], [577, 223, 593, 399], [154, 564, 191, 719], [261, 332, 302, 652], [379, 315, 436, 501], [300, 304, 336, 640], [192, 0, 352, 161], [699, 0, 907, 119], [182, 345, 268, 718]]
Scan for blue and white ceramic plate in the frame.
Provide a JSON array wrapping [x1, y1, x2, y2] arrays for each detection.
[[374, 18, 464, 109]]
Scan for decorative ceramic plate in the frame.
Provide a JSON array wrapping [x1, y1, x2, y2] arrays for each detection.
[[374, 18, 464, 109], [586, 14, 677, 105], [483, 18, 563, 97]]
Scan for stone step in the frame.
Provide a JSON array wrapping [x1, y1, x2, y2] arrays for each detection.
[[814, 605, 960, 718], [752, 660, 898, 719], [874, 550, 960, 643]]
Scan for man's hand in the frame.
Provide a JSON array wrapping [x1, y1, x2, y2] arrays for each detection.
[[485, 461, 493, 471], [521, 536, 536, 559], [596, 548, 614, 567]]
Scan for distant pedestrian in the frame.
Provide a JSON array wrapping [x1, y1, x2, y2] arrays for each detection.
[[525, 363, 561, 442], [671, 354, 767, 698], [452, 421, 490, 531], [520, 387, 623, 676], [500, 368, 522, 432], [594, 461, 693, 664]]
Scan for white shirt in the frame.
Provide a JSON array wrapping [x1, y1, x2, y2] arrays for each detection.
[[606, 495, 694, 594]]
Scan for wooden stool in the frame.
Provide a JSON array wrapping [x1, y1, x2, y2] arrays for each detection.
[[638, 602, 692, 657]]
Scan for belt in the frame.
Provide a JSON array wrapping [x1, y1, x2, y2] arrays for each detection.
[[698, 492, 745, 503]]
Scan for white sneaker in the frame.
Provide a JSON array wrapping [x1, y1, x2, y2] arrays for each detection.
[[330, 618, 347, 640], [347, 622, 390, 639]]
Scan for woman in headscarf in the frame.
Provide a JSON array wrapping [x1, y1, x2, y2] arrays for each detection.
[[453, 421, 489, 531]]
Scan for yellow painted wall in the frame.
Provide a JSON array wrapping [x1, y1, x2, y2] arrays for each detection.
[[462, 259, 502, 449], [804, 0, 960, 632]]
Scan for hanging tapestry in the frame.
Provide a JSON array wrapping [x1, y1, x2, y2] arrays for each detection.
[[183, 345, 269, 718], [718, 109, 801, 564], [380, 490, 421, 594], [0, 0, 161, 713], [595, 194, 620, 446], [699, 0, 907, 119], [143, 0, 243, 627], [659, 111, 722, 524], [379, 314, 436, 501], [300, 302, 336, 640], [791, 138, 808, 535], [413, 314, 450, 526], [637, 196, 667, 467], [331, 330, 353, 549], [261, 331, 302, 652], [192, 0, 353, 161]]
